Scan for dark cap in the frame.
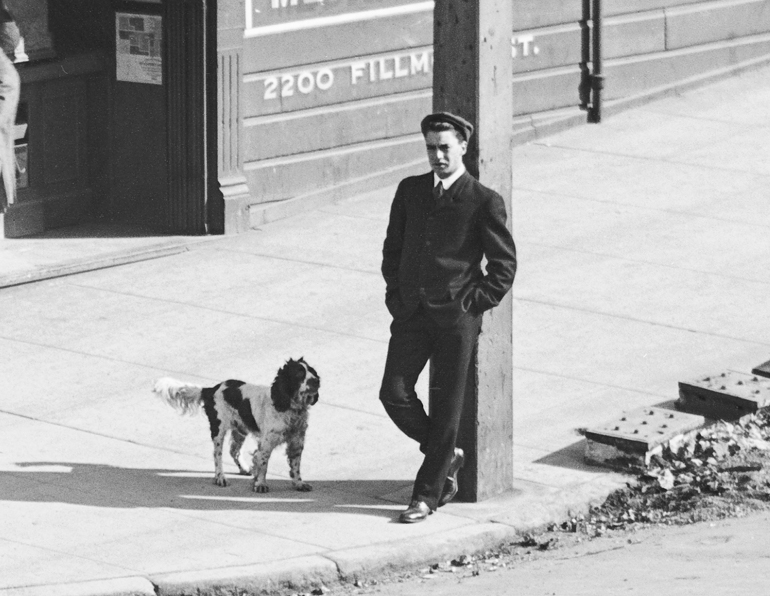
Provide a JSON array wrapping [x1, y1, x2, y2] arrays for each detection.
[[420, 112, 474, 142]]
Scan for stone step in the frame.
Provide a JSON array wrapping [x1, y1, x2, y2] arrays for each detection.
[[677, 370, 770, 420], [584, 406, 705, 469], [751, 359, 770, 379]]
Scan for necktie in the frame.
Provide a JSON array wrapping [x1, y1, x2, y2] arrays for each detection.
[[433, 182, 444, 202]]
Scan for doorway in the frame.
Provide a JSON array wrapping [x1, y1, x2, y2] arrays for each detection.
[[4, 0, 215, 237]]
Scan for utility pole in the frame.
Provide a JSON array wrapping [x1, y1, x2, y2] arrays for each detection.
[[432, 0, 514, 501]]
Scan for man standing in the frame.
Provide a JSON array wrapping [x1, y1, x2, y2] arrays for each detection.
[[380, 112, 517, 523], [0, 1, 20, 211]]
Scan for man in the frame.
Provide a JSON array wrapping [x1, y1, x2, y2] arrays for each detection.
[[380, 112, 517, 523], [0, 1, 20, 210]]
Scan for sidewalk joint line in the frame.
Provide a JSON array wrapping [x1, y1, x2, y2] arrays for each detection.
[[59, 282, 389, 346], [513, 365, 670, 400], [316, 208, 389, 222], [0, 408, 215, 459], [0, 535, 139, 577], [513, 186, 770, 230], [530, 140, 770, 179], [514, 296, 770, 348], [527, 241, 770, 286], [638, 107, 770, 128], [208, 246, 380, 276]]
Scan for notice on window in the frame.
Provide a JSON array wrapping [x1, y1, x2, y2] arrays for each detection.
[[116, 13, 162, 85]]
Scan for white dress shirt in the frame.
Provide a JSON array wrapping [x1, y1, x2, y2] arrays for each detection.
[[433, 163, 466, 192]]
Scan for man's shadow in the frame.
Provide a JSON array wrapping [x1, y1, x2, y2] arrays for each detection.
[[5, 461, 412, 520]]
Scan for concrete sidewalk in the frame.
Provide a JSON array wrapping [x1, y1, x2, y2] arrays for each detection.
[[1, 65, 769, 596]]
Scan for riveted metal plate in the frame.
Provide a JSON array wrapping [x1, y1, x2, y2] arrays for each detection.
[[752, 359, 770, 379], [584, 406, 705, 453], [677, 371, 770, 420]]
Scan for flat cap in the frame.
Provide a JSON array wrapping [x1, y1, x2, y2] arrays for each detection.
[[420, 112, 474, 141]]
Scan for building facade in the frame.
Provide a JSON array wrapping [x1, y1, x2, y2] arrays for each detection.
[[5, 0, 770, 236]]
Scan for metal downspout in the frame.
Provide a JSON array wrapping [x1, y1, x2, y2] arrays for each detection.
[[579, 0, 604, 123], [590, 0, 604, 123]]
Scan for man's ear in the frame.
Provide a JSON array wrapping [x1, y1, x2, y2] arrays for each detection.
[[460, 141, 468, 155]]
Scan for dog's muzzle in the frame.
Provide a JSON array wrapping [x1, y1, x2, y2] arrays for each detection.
[[304, 376, 320, 405]]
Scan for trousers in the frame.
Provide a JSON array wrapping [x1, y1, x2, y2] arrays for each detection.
[[0, 50, 19, 209], [379, 305, 482, 510]]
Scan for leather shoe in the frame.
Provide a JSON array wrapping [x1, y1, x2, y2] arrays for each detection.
[[438, 448, 464, 507], [399, 500, 432, 523]]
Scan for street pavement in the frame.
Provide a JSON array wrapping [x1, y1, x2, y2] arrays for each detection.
[[1, 64, 769, 596]]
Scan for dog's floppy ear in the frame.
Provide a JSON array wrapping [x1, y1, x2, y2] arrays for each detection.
[[271, 359, 297, 412]]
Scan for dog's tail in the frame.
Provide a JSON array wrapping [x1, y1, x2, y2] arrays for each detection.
[[153, 377, 205, 416]]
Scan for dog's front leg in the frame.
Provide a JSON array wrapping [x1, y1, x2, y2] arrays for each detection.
[[287, 436, 312, 492], [212, 433, 228, 487], [251, 434, 280, 493]]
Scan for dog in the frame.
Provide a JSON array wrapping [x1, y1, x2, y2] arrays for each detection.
[[153, 358, 320, 493]]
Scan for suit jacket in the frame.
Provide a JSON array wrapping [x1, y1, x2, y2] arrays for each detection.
[[382, 171, 517, 327]]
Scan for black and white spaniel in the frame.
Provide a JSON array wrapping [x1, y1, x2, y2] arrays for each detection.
[[153, 358, 320, 493]]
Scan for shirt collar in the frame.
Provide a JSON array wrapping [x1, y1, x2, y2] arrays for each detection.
[[434, 163, 466, 190]]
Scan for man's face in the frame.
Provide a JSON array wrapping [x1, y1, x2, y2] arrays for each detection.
[[425, 130, 467, 179]]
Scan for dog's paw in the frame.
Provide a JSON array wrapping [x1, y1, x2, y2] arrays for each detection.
[[253, 482, 270, 493], [294, 482, 313, 492], [214, 475, 228, 487]]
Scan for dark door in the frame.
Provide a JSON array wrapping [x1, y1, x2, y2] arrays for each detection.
[[110, 3, 168, 229], [110, 0, 212, 234]]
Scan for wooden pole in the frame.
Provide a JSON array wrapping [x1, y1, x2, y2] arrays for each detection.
[[432, 0, 514, 501]]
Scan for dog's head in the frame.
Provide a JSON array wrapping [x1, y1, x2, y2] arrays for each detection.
[[271, 357, 320, 412]]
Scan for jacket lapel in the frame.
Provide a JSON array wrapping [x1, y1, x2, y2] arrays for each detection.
[[438, 171, 470, 208]]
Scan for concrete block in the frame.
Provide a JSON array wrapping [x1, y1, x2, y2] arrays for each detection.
[[606, 0, 702, 16], [584, 406, 705, 467], [666, 0, 770, 51], [605, 11, 666, 59], [678, 370, 770, 420], [512, 66, 582, 116], [511, 23, 581, 74], [604, 36, 770, 101], [244, 92, 431, 161], [751, 359, 770, 379], [244, 134, 424, 204], [243, 12, 432, 73]]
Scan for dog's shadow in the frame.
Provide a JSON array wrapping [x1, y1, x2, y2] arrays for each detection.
[[5, 461, 412, 520]]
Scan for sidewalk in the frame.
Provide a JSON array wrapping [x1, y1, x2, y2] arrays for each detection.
[[1, 64, 769, 596]]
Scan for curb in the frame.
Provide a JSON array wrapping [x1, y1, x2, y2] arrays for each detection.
[[490, 475, 631, 532], [0, 577, 156, 596], [326, 522, 517, 581], [0, 242, 192, 289], [151, 556, 339, 596], [0, 479, 627, 596]]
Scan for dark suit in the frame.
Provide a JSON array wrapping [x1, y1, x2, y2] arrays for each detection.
[[379, 170, 516, 510]]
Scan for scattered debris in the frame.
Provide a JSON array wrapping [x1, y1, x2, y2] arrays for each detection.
[[588, 410, 770, 528], [334, 410, 770, 596]]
